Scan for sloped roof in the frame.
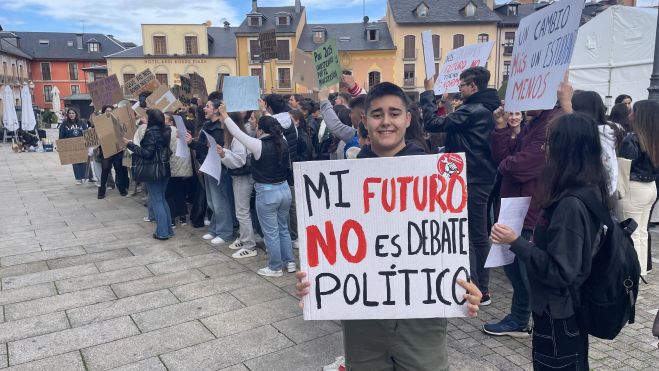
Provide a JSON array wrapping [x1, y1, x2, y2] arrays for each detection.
[[495, 3, 542, 26], [12, 32, 127, 60], [297, 22, 395, 52], [235, 6, 306, 35], [389, 0, 501, 24], [0, 32, 32, 59], [106, 45, 144, 58]]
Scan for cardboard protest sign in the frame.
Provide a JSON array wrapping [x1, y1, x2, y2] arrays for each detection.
[[421, 31, 436, 80], [88, 74, 124, 111], [433, 41, 494, 95], [259, 28, 277, 61], [313, 38, 342, 89], [294, 153, 471, 320], [505, 0, 583, 111], [146, 85, 183, 113], [293, 48, 319, 90], [83, 128, 99, 148], [189, 73, 209, 103], [56, 137, 88, 165], [125, 69, 161, 96], [111, 105, 137, 144], [222, 77, 260, 112], [93, 113, 123, 157], [178, 74, 193, 104]]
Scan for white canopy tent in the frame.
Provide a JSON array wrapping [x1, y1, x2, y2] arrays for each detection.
[[569, 6, 657, 105]]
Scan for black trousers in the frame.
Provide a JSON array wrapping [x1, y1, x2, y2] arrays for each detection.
[[100, 152, 129, 195], [467, 182, 494, 294], [532, 311, 589, 370], [189, 174, 207, 228], [166, 177, 190, 219]]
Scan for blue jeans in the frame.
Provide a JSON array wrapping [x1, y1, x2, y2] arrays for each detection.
[[72, 163, 87, 180], [255, 181, 293, 271], [204, 172, 235, 240], [146, 178, 174, 239], [504, 228, 533, 327]]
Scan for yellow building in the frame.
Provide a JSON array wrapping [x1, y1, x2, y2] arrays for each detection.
[[106, 23, 237, 94], [385, 0, 501, 99]]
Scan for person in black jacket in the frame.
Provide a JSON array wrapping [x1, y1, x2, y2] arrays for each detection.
[[420, 66, 499, 304], [97, 105, 130, 199], [491, 113, 609, 370], [185, 98, 235, 245], [59, 108, 89, 184], [122, 109, 173, 240]]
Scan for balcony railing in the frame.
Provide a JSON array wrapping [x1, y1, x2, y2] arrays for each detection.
[[403, 77, 416, 88]]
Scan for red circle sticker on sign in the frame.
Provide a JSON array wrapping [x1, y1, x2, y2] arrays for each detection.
[[437, 153, 465, 177]]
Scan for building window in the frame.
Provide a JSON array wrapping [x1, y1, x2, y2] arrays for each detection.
[[277, 16, 289, 26], [41, 62, 51, 81], [432, 34, 441, 59], [416, 4, 429, 17], [434, 63, 440, 76], [155, 73, 168, 86], [11, 64, 16, 78], [504, 32, 515, 55], [465, 2, 476, 17], [313, 30, 325, 44], [503, 61, 511, 80], [217, 73, 230, 91], [404, 35, 416, 59], [71, 85, 81, 95], [278, 68, 291, 89], [249, 16, 261, 27], [508, 4, 518, 16], [478, 33, 489, 43], [403, 64, 415, 87], [153, 36, 167, 54], [367, 29, 379, 42], [19, 65, 23, 78], [249, 39, 261, 62], [368, 71, 381, 88], [453, 34, 464, 49], [277, 40, 290, 61], [88, 42, 99, 52], [251, 68, 263, 88], [44, 85, 53, 102], [184, 36, 198, 55], [2, 62, 7, 78], [69, 63, 79, 80]]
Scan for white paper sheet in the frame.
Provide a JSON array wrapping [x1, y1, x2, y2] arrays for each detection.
[[199, 130, 222, 185], [173, 115, 190, 158], [421, 30, 436, 79], [485, 197, 532, 268]]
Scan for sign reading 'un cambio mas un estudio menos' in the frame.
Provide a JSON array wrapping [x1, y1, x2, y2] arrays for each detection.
[[294, 154, 472, 321]]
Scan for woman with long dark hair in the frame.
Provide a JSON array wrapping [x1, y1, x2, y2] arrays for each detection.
[[491, 113, 609, 370], [219, 103, 294, 277], [59, 108, 88, 184], [609, 103, 632, 134], [122, 109, 173, 240], [289, 109, 313, 161], [620, 100, 659, 278]]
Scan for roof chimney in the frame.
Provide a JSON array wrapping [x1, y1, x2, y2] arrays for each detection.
[[252, 0, 258, 13], [224, 21, 230, 29], [363, 16, 369, 25], [295, 0, 301, 14], [76, 33, 83, 49]]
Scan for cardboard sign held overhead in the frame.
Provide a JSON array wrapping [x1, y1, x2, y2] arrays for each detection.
[[259, 28, 278, 61], [83, 128, 99, 148], [505, 0, 583, 111], [293, 153, 471, 320], [223, 77, 260, 112], [146, 85, 183, 113], [88, 74, 124, 111], [293, 48, 319, 90], [421, 31, 436, 80], [125, 69, 161, 96], [177, 74, 193, 104], [111, 105, 137, 144], [56, 137, 88, 165], [313, 38, 342, 89], [433, 41, 494, 95], [189, 73, 208, 103], [93, 113, 123, 157]]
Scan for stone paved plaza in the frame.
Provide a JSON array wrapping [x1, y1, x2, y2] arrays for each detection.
[[0, 138, 657, 371]]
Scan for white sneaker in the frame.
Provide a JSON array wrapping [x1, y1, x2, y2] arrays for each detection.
[[210, 236, 226, 245], [75, 180, 83, 185], [143, 216, 154, 222], [257, 267, 283, 277], [286, 262, 296, 273], [204, 219, 210, 226], [232, 248, 257, 259], [323, 356, 345, 371], [228, 240, 244, 250], [202, 233, 215, 240], [292, 240, 300, 249]]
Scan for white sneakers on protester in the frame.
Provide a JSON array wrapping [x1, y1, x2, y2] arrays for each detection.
[[232, 248, 257, 259]]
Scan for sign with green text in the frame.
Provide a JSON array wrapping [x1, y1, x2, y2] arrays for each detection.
[[313, 38, 341, 89]]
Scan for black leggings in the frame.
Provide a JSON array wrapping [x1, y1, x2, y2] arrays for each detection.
[[100, 152, 129, 194], [166, 177, 190, 219]]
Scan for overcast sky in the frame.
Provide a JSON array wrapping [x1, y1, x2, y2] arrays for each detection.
[[1, 1, 656, 44]]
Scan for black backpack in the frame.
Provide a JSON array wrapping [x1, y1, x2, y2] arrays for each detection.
[[568, 191, 641, 340]]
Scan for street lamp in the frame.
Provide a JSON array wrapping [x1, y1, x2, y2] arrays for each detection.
[[648, 6, 659, 101]]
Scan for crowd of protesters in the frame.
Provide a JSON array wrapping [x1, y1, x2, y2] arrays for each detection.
[[58, 67, 658, 370]]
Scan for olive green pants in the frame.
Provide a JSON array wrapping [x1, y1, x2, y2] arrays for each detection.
[[342, 318, 449, 371]]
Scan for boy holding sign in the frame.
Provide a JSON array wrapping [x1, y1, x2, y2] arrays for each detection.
[[296, 82, 482, 370]]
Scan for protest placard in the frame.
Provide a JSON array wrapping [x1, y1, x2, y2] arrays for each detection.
[[146, 85, 183, 113], [313, 38, 342, 89], [485, 197, 531, 268], [177, 74, 193, 104], [421, 31, 436, 80], [293, 48, 319, 90], [294, 153, 471, 320], [56, 137, 88, 165], [173, 115, 190, 159], [222, 77, 260, 112], [189, 73, 209, 103], [111, 105, 137, 145], [433, 41, 494, 95], [200, 130, 222, 185], [93, 113, 123, 157], [88, 74, 124, 111], [83, 128, 99, 148], [125, 69, 161, 96], [259, 28, 278, 61], [504, 0, 584, 111]]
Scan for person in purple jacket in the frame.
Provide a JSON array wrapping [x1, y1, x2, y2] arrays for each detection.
[[482, 78, 573, 337]]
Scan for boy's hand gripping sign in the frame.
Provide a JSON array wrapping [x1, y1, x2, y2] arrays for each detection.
[[293, 153, 471, 320]]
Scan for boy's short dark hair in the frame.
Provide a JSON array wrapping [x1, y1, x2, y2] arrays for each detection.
[[364, 82, 409, 114], [299, 99, 317, 114], [349, 95, 366, 110], [291, 94, 303, 103], [337, 92, 352, 105], [264, 94, 288, 114], [459, 67, 490, 91]]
